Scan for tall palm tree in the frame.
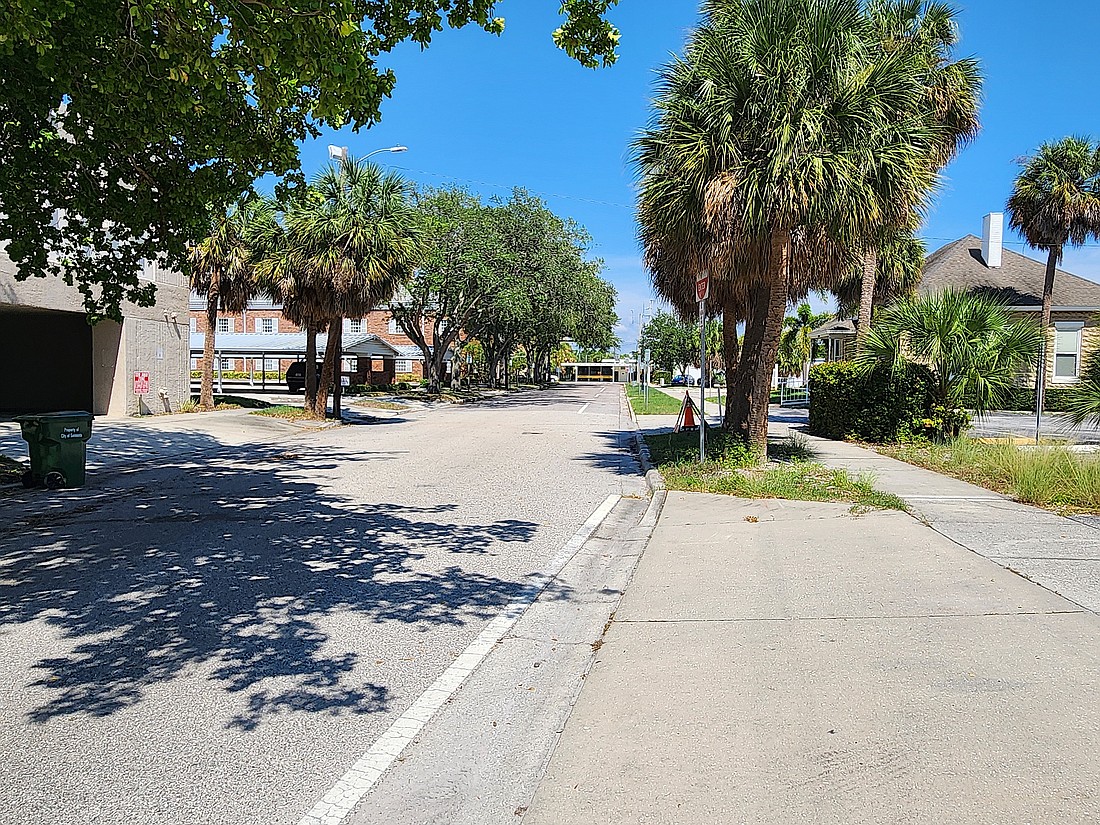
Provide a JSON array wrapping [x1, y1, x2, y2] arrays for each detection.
[[188, 199, 270, 410], [779, 303, 832, 382], [1006, 136, 1100, 411], [832, 229, 926, 319], [856, 288, 1041, 433], [285, 158, 423, 417], [854, 0, 981, 344], [635, 0, 948, 454]]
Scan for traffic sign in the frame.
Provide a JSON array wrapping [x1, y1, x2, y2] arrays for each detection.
[[133, 371, 150, 395], [695, 272, 710, 302]]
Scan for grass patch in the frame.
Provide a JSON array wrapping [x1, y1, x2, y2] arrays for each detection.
[[879, 437, 1100, 514], [626, 383, 687, 415], [250, 405, 316, 422], [645, 429, 904, 511], [1, 454, 27, 484], [351, 398, 406, 411]]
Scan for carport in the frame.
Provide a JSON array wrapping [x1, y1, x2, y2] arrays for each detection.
[[0, 305, 102, 414], [189, 331, 402, 392]]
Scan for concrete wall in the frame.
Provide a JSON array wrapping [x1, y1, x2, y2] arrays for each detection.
[[0, 252, 189, 416]]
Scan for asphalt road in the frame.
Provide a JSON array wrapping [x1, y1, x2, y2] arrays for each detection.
[[0, 384, 645, 825]]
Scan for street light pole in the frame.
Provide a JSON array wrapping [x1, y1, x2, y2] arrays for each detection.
[[328, 144, 408, 162]]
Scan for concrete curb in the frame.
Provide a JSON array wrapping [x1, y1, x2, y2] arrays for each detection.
[[619, 386, 667, 523]]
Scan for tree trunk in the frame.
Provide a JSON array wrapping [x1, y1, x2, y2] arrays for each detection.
[[200, 278, 220, 410], [314, 318, 340, 418], [1037, 247, 1059, 413], [721, 293, 741, 430], [304, 326, 318, 412], [726, 282, 768, 436], [748, 243, 791, 451], [856, 247, 877, 346], [331, 322, 343, 420]]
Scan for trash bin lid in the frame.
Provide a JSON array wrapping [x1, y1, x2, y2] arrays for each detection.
[[14, 411, 94, 420]]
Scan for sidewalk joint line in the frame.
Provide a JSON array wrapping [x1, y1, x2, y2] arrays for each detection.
[[616, 609, 1085, 624]]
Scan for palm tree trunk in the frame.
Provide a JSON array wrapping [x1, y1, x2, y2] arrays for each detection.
[[314, 318, 340, 417], [331, 322, 343, 420], [747, 231, 792, 452], [721, 293, 741, 431], [1036, 247, 1059, 413], [856, 247, 877, 346], [727, 282, 768, 436], [200, 278, 220, 410], [304, 326, 318, 412]]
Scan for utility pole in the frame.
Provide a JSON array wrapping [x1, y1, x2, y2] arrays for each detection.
[[695, 273, 710, 462]]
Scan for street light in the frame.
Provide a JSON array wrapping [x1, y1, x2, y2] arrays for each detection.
[[328, 144, 408, 161]]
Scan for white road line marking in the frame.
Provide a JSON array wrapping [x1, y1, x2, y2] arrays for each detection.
[[578, 403, 590, 414], [296, 493, 622, 825]]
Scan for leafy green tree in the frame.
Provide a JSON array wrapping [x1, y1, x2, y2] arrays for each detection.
[[1006, 136, 1100, 410], [855, 289, 1041, 434], [391, 187, 500, 393], [1, 1, 620, 320], [639, 310, 697, 378]]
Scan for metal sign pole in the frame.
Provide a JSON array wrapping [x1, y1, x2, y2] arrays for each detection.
[[1034, 341, 1045, 444], [699, 297, 706, 462]]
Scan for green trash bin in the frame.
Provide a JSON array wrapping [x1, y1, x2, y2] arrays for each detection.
[[15, 411, 94, 489]]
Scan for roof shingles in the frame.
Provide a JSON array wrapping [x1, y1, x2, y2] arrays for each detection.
[[919, 235, 1100, 309]]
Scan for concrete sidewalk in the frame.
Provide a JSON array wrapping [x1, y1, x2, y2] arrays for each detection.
[[768, 418, 1100, 614], [524, 492, 1100, 824]]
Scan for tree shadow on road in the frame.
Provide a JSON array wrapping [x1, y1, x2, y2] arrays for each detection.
[[0, 439, 557, 728]]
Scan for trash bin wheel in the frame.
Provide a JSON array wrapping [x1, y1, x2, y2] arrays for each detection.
[[44, 471, 66, 490], [21, 470, 36, 489]]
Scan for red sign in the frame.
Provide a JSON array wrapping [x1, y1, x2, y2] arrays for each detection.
[[695, 273, 710, 302], [134, 371, 150, 395]]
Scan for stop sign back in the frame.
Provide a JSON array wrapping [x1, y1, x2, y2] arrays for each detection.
[[134, 371, 150, 395]]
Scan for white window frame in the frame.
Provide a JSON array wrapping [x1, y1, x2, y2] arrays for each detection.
[[190, 358, 199, 370], [348, 318, 364, 335], [189, 317, 198, 334], [395, 358, 413, 374], [1052, 321, 1084, 383], [257, 317, 276, 334], [387, 318, 399, 335], [219, 357, 234, 371], [216, 317, 232, 334]]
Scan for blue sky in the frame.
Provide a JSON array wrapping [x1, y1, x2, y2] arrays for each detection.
[[304, 0, 1100, 350]]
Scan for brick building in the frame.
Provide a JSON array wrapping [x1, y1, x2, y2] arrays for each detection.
[[189, 295, 447, 386]]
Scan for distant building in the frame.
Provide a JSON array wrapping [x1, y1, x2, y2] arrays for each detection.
[[1, 253, 189, 416], [188, 296, 450, 385], [561, 361, 634, 383], [812, 212, 1100, 388]]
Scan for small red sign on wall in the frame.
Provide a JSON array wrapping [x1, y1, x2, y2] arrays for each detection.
[[134, 371, 150, 395]]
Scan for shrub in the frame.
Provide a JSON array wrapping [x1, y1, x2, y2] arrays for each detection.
[[809, 361, 935, 443], [965, 385, 1073, 413]]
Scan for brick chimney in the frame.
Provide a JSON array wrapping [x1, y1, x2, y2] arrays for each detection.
[[981, 212, 1003, 268]]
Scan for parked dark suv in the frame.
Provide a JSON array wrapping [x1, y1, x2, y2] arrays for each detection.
[[286, 362, 323, 393]]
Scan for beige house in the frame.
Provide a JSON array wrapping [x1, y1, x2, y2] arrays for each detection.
[[0, 253, 190, 417], [812, 213, 1100, 387]]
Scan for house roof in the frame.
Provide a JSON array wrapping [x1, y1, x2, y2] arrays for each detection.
[[189, 332, 400, 358], [809, 318, 856, 339], [919, 235, 1100, 309]]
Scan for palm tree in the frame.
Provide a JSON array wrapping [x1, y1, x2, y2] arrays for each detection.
[[635, 0, 950, 454], [855, 288, 1041, 434], [1063, 347, 1100, 428], [1006, 136, 1100, 411], [284, 158, 423, 418], [188, 199, 270, 410], [832, 229, 926, 320], [778, 303, 832, 382], [854, 0, 981, 344]]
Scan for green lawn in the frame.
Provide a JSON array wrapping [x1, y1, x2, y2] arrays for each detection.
[[879, 437, 1100, 514], [645, 429, 905, 512], [250, 405, 316, 421], [626, 383, 686, 415]]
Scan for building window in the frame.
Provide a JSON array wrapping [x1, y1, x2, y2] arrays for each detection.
[[395, 359, 413, 373], [388, 318, 399, 335], [348, 318, 364, 334], [1053, 322, 1084, 381], [258, 317, 276, 334], [219, 358, 234, 371], [190, 358, 199, 370], [189, 317, 197, 334], [216, 317, 232, 334]]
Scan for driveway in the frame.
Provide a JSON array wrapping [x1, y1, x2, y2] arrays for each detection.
[[0, 384, 646, 825]]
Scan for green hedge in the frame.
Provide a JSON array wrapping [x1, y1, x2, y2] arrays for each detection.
[[979, 385, 1074, 413], [809, 361, 935, 443]]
